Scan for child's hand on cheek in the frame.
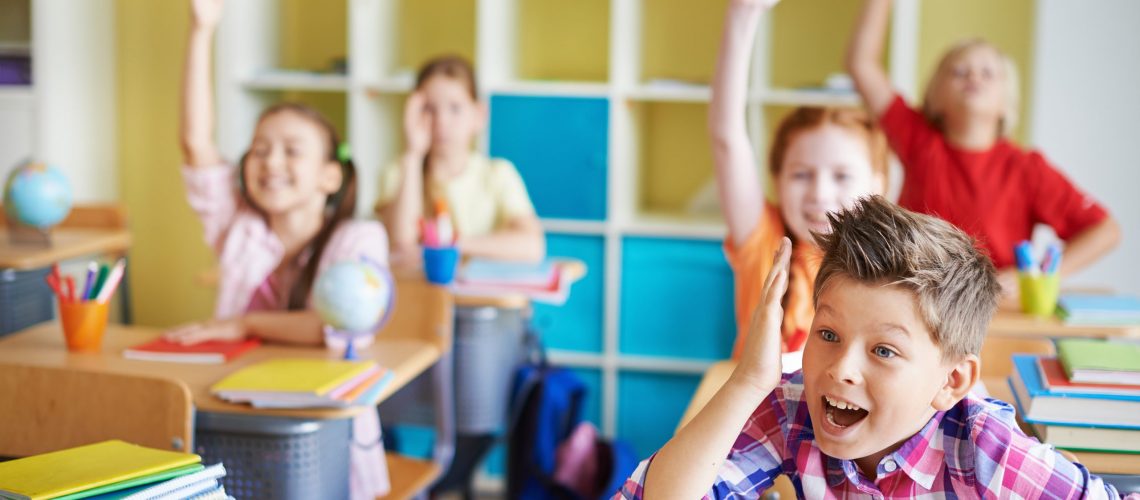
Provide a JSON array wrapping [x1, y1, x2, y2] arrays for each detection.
[[164, 318, 246, 345], [732, 237, 792, 393], [403, 92, 433, 158]]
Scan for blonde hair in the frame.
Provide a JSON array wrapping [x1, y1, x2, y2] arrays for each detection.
[[813, 196, 1000, 359], [922, 38, 1020, 137]]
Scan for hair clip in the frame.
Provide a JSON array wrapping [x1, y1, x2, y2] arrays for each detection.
[[336, 142, 352, 163]]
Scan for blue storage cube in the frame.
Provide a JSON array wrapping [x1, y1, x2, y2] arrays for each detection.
[[619, 237, 734, 360], [489, 95, 608, 221], [533, 234, 605, 353], [617, 371, 701, 459]]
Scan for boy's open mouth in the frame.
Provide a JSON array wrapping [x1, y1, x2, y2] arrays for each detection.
[[823, 395, 869, 428]]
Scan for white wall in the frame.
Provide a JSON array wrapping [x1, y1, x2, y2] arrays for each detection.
[[32, 0, 117, 202], [1030, 0, 1140, 297]]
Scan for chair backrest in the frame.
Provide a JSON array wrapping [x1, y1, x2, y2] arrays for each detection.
[[378, 271, 454, 351], [0, 365, 193, 458]]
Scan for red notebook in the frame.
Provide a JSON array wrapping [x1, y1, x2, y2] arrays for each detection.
[[123, 337, 261, 364], [1037, 356, 1140, 397]]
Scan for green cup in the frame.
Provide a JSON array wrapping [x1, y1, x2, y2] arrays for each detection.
[[1019, 273, 1061, 318]]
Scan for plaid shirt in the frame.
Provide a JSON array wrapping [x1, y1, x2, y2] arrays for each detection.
[[615, 371, 1133, 499]]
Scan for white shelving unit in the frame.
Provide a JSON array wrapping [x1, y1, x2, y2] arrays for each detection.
[[0, 0, 116, 201], [213, 0, 921, 487]]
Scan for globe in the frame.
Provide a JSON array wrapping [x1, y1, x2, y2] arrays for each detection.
[[3, 161, 72, 229], [313, 259, 394, 334]]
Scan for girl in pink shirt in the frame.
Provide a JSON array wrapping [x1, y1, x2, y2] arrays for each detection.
[[167, 0, 390, 497]]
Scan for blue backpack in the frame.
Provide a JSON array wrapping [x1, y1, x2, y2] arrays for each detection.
[[506, 336, 638, 499]]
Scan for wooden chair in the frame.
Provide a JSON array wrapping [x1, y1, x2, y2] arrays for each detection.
[[0, 364, 193, 458], [378, 273, 456, 500]]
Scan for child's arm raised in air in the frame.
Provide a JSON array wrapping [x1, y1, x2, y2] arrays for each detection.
[[180, 0, 225, 168], [642, 238, 791, 499], [377, 93, 431, 263], [845, 0, 895, 119], [710, 0, 778, 248]]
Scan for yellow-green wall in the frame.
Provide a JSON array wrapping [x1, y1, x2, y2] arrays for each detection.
[[116, 0, 215, 326], [397, 0, 477, 74], [519, 0, 609, 82]]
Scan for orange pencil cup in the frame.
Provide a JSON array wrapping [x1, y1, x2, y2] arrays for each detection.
[[59, 300, 110, 352]]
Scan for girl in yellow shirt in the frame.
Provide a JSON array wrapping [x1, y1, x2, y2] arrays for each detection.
[[375, 55, 545, 266]]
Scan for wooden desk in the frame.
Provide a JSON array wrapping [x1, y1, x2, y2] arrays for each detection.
[[0, 322, 443, 420], [983, 310, 1140, 380], [0, 228, 132, 270], [988, 310, 1140, 339]]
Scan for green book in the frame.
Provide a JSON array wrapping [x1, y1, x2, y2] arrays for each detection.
[[52, 464, 204, 500], [1056, 339, 1140, 386]]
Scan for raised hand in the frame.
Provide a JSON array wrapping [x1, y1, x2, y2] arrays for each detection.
[[733, 237, 792, 391], [403, 92, 433, 158]]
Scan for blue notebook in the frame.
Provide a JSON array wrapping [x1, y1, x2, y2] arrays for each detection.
[[1057, 293, 1140, 325]]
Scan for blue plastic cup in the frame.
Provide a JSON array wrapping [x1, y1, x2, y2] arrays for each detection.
[[423, 245, 459, 285]]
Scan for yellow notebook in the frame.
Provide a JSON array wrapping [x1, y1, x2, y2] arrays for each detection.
[[0, 440, 200, 500], [210, 358, 377, 396]]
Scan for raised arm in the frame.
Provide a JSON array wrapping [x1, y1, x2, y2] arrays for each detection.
[[709, 0, 774, 248], [845, 0, 895, 118], [377, 92, 432, 264], [180, 0, 225, 168]]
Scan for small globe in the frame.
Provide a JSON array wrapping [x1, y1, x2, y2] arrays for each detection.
[[313, 259, 393, 334], [3, 161, 72, 228]]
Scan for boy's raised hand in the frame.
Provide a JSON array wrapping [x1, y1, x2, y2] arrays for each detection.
[[190, 0, 225, 30], [733, 237, 791, 392], [403, 92, 433, 158]]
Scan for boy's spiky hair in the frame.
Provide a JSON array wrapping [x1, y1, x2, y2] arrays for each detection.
[[813, 196, 1000, 358]]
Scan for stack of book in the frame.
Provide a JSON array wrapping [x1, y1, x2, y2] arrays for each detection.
[[1056, 293, 1140, 327], [1007, 339, 1140, 454], [0, 440, 229, 500], [452, 258, 572, 305], [211, 358, 391, 409]]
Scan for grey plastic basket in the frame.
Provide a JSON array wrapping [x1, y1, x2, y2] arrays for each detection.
[[194, 412, 350, 500], [452, 305, 526, 434], [0, 267, 54, 337]]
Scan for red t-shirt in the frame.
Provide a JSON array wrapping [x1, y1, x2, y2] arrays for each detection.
[[880, 95, 1108, 269]]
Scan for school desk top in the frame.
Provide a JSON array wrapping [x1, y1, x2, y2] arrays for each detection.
[[988, 310, 1140, 339], [0, 322, 445, 420], [0, 228, 132, 270]]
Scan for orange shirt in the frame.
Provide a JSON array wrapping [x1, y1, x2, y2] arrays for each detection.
[[723, 203, 821, 357]]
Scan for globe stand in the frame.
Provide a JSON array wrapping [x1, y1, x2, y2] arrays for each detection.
[[4, 212, 52, 247], [323, 325, 375, 361]]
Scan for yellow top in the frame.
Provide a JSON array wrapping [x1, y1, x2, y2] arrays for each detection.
[[0, 440, 200, 500], [377, 153, 536, 238]]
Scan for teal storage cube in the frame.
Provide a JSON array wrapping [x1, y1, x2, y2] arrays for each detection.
[[489, 95, 608, 221], [619, 237, 734, 360], [534, 234, 605, 353]]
